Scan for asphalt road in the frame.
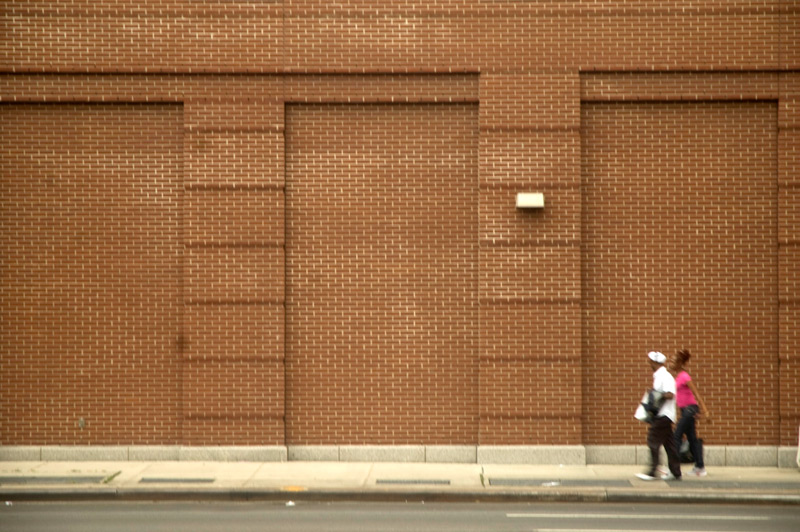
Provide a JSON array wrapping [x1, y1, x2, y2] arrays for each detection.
[[1, 501, 798, 532]]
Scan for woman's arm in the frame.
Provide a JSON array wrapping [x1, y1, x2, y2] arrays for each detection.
[[687, 380, 710, 420]]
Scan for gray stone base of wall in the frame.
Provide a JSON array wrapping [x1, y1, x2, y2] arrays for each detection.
[[1, 445, 797, 468]]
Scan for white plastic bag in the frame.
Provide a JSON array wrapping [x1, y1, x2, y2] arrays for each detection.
[[634, 392, 651, 423]]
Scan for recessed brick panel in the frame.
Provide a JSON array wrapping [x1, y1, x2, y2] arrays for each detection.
[[285, 103, 479, 445], [0, 103, 183, 445], [581, 101, 779, 445]]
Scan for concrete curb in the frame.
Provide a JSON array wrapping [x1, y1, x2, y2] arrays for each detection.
[[3, 486, 799, 505]]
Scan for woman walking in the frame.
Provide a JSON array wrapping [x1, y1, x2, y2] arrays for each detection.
[[671, 349, 709, 476]]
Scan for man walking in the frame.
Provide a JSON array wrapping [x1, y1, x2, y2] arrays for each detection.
[[636, 351, 682, 481]]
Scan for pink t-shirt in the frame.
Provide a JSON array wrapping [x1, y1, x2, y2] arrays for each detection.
[[675, 370, 697, 408]]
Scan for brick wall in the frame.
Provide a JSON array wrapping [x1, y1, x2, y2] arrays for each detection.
[[0, 1, 798, 448]]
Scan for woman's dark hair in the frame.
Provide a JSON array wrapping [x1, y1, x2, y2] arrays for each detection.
[[676, 349, 692, 365]]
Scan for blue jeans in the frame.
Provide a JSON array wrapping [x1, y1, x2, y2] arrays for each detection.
[[674, 405, 704, 469]]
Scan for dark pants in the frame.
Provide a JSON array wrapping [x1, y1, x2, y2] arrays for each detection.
[[674, 405, 704, 469], [647, 416, 681, 478]]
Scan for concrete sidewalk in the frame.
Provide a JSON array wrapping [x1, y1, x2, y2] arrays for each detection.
[[1, 461, 799, 504]]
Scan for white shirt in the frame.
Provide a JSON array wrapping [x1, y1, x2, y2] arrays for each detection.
[[652, 365, 677, 422]]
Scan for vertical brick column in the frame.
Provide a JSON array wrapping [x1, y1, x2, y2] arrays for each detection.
[[182, 99, 286, 445], [779, 73, 800, 446], [478, 73, 583, 444]]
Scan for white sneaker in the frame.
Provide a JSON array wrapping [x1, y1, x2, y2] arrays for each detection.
[[636, 473, 656, 481], [690, 467, 707, 477], [661, 473, 679, 480]]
